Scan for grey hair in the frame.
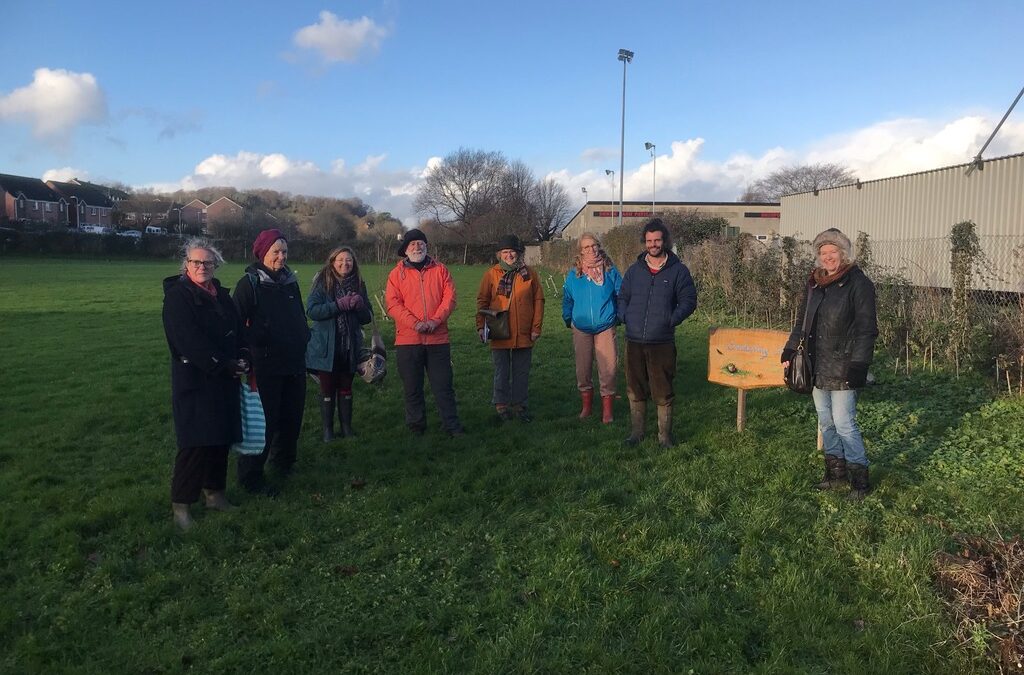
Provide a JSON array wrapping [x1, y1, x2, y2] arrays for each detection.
[[179, 237, 225, 275]]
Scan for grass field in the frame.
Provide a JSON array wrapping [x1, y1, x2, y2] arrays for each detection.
[[1, 257, 1022, 673]]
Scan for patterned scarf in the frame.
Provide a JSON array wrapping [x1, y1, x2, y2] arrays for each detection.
[[333, 274, 360, 358], [497, 259, 529, 298], [581, 250, 605, 285], [811, 263, 853, 288]]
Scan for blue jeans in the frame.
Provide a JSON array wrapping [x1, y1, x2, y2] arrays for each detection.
[[812, 387, 869, 467]]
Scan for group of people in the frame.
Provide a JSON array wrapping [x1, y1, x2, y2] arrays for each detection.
[[161, 219, 877, 530]]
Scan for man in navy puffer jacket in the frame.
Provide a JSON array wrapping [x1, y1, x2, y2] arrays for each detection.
[[617, 219, 697, 447]]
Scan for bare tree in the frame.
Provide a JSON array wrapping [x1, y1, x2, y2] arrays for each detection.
[[740, 163, 857, 201], [414, 148, 507, 241], [488, 159, 536, 243], [531, 178, 572, 241]]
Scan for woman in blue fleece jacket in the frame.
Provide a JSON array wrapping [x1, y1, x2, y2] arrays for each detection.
[[562, 233, 623, 423]]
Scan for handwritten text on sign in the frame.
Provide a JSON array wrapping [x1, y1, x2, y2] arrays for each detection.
[[707, 327, 789, 389]]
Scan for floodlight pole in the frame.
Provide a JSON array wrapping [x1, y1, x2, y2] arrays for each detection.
[[617, 49, 633, 228]]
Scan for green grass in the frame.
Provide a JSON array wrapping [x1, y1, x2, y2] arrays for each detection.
[[1, 258, 1022, 673]]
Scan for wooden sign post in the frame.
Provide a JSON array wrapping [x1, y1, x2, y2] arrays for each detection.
[[707, 327, 789, 431]]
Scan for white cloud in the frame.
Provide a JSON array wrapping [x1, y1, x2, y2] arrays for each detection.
[[562, 114, 1024, 205], [0, 68, 107, 146], [580, 147, 617, 164], [42, 167, 88, 182], [293, 12, 389, 64], [149, 150, 431, 226]]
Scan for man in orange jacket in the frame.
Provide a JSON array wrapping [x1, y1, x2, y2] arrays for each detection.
[[385, 229, 464, 436]]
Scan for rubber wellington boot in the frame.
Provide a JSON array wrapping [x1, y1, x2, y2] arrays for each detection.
[[338, 395, 355, 437], [579, 390, 594, 419], [656, 404, 675, 448], [203, 489, 236, 511], [624, 400, 646, 446], [172, 502, 193, 532], [320, 397, 335, 442], [601, 395, 615, 424], [814, 454, 848, 491]]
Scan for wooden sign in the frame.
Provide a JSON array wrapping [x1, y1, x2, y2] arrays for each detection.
[[707, 327, 789, 432], [708, 327, 788, 389]]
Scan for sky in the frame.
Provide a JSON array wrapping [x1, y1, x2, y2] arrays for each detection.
[[2, 0, 1023, 227]]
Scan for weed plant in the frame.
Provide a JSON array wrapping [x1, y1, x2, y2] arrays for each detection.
[[0, 258, 1021, 672]]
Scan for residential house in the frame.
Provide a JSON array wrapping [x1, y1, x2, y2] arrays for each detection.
[[46, 180, 115, 228], [118, 197, 176, 226], [69, 179, 130, 204], [205, 196, 244, 224], [180, 199, 208, 228], [0, 173, 69, 226]]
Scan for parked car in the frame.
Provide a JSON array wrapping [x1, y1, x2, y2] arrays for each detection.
[[81, 225, 114, 235], [117, 230, 142, 239], [145, 226, 167, 235]]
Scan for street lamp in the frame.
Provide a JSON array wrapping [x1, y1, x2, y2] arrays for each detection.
[[644, 141, 656, 214], [581, 186, 588, 203], [604, 169, 615, 207], [616, 48, 634, 229]]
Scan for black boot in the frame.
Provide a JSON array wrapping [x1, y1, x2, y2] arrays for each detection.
[[320, 397, 335, 442], [337, 395, 355, 437], [847, 463, 870, 501], [814, 454, 848, 490]]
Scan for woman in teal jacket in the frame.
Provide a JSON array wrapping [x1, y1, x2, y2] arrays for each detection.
[[306, 247, 372, 441], [562, 233, 623, 423]]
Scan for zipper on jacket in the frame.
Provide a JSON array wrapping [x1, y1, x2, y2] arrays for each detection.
[[418, 269, 429, 344], [641, 272, 655, 341]]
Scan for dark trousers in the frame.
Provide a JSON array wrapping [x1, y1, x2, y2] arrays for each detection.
[[491, 347, 532, 408], [396, 343, 462, 432], [237, 372, 306, 487], [318, 347, 354, 397], [625, 340, 677, 405], [171, 445, 228, 503]]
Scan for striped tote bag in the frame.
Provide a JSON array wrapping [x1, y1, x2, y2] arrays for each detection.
[[231, 379, 266, 455]]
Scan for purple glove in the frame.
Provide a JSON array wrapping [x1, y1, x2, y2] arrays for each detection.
[[336, 293, 362, 311]]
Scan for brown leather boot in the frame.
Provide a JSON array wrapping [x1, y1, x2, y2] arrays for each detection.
[[172, 502, 193, 531], [203, 489, 236, 511], [814, 454, 848, 490], [847, 464, 870, 501], [579, 390, 594, 419], [656, 404, 675, 447], [624, 400, 646, 446], [601, 395, 614, 424]]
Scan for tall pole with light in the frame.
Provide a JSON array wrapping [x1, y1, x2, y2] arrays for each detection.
[[604, 169, 615, 206], [644, 141, 656, 215], [616, 48, 633, 229]]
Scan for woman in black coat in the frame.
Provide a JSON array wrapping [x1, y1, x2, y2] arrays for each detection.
[[162, 239, 248, 531], [782, 228, 878, 500], [232, 228, 310, 494]]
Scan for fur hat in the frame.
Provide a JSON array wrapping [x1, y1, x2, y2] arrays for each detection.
[[812, 228, 853, 260], [252, 228, 287, 261], [397, 228, 428, 257], [495, 233, 523, 253]]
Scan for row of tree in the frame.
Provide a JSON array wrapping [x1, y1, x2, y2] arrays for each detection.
[[414, 148, 573, 244]]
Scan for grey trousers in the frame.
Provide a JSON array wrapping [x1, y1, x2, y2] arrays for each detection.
[[396, 343, 462, 433], [491, 347, 532, 408]]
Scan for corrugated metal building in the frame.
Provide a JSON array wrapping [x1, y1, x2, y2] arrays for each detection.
[[563, 200, 781, 241], [780, 153, 1024, 291]]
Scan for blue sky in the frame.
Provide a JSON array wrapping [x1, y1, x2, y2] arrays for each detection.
[[2, 0, 1022, 224]]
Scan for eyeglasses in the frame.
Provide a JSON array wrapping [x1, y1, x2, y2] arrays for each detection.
[[187, 259, 218, 270]]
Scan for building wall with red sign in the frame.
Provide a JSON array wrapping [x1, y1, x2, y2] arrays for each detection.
[[563, 201, 781, 242]]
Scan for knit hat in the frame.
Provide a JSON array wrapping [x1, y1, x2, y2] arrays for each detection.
[[812, 228, 853, 260], [495, 233, 523, 253], [252, 228, 287, 261], [397, 228, 428, 257]]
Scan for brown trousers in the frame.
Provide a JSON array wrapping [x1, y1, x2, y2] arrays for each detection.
[[572, 327, 617, 397], [625, 340, 676, 405]]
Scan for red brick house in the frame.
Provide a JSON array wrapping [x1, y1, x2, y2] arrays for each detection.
[[0, 173, 68, 226], [180, 199, 208, 228], [46, 180, 115, 228], [205, 196, 244, 224]]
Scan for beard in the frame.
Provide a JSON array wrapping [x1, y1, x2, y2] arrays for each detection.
[[407, 249, 427, 263]]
